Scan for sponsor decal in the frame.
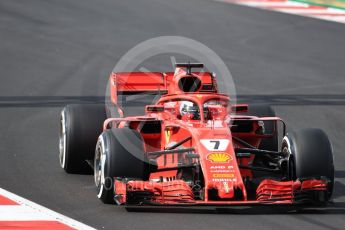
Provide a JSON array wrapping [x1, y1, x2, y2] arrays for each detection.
[[210, 165, 225, 169], [209, 165, 235, 173], [210, 170, 234, 173], [212, 178, 237, 182], [207, 152, 232, 163], [201, 139, 230, 151], [223, 182, 230, 193], [164, 129, 172, 144], [212, 173, 235, 178]]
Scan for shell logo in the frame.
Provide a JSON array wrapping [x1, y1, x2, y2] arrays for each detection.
[[206, 153, 232, 163]]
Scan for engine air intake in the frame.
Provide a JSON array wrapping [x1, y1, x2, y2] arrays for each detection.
[[178, 76, 201, 92]]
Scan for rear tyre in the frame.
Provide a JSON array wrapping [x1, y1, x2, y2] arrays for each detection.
[[94, 129, 149, 204], [59, 104, 106, 174], [282, 128, 334, 202]]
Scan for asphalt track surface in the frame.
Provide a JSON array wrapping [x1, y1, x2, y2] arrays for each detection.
[[1, 0, 345, 229]]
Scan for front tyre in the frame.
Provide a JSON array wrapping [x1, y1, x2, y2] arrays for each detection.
[[94, 129, 149, 204], [282, 128, 334, 202]]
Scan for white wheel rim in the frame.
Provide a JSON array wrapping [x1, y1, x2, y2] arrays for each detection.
[[59, 110, 67, 168], [282, 136, 292, 154]]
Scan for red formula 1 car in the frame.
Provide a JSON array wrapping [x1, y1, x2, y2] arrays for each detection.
[[59, 63, 334, 207]]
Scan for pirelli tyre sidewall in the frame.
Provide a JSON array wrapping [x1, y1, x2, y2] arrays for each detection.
[[282, 128, 334, 201], [95, 128, 149, 204]]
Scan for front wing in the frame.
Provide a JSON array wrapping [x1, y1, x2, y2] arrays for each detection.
[[113, 178, 328, 206]]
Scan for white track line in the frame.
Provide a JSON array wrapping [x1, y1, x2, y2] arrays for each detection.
[[0, 206, 53, 221], [0, 188, 96, 230]]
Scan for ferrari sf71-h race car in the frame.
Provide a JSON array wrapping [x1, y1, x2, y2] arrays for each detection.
[[59, 63, 334, 207]]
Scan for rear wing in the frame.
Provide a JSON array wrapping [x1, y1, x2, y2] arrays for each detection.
[[109, 72, 169, 117], [108, 68, 217, 117], [109, 72, 167, 104]]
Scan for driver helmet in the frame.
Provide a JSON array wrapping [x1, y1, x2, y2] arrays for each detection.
[[179, 101, 200, 120]]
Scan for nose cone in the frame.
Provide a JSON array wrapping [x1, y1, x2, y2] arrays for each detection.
[[197, 132, 247, 201]]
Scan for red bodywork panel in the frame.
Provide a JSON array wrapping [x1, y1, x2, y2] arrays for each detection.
[[106, 65, 328, 206]]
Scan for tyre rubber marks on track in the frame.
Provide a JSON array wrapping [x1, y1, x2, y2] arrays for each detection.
[[216, 0, 345, 24], [0, 188, 95, 230]]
